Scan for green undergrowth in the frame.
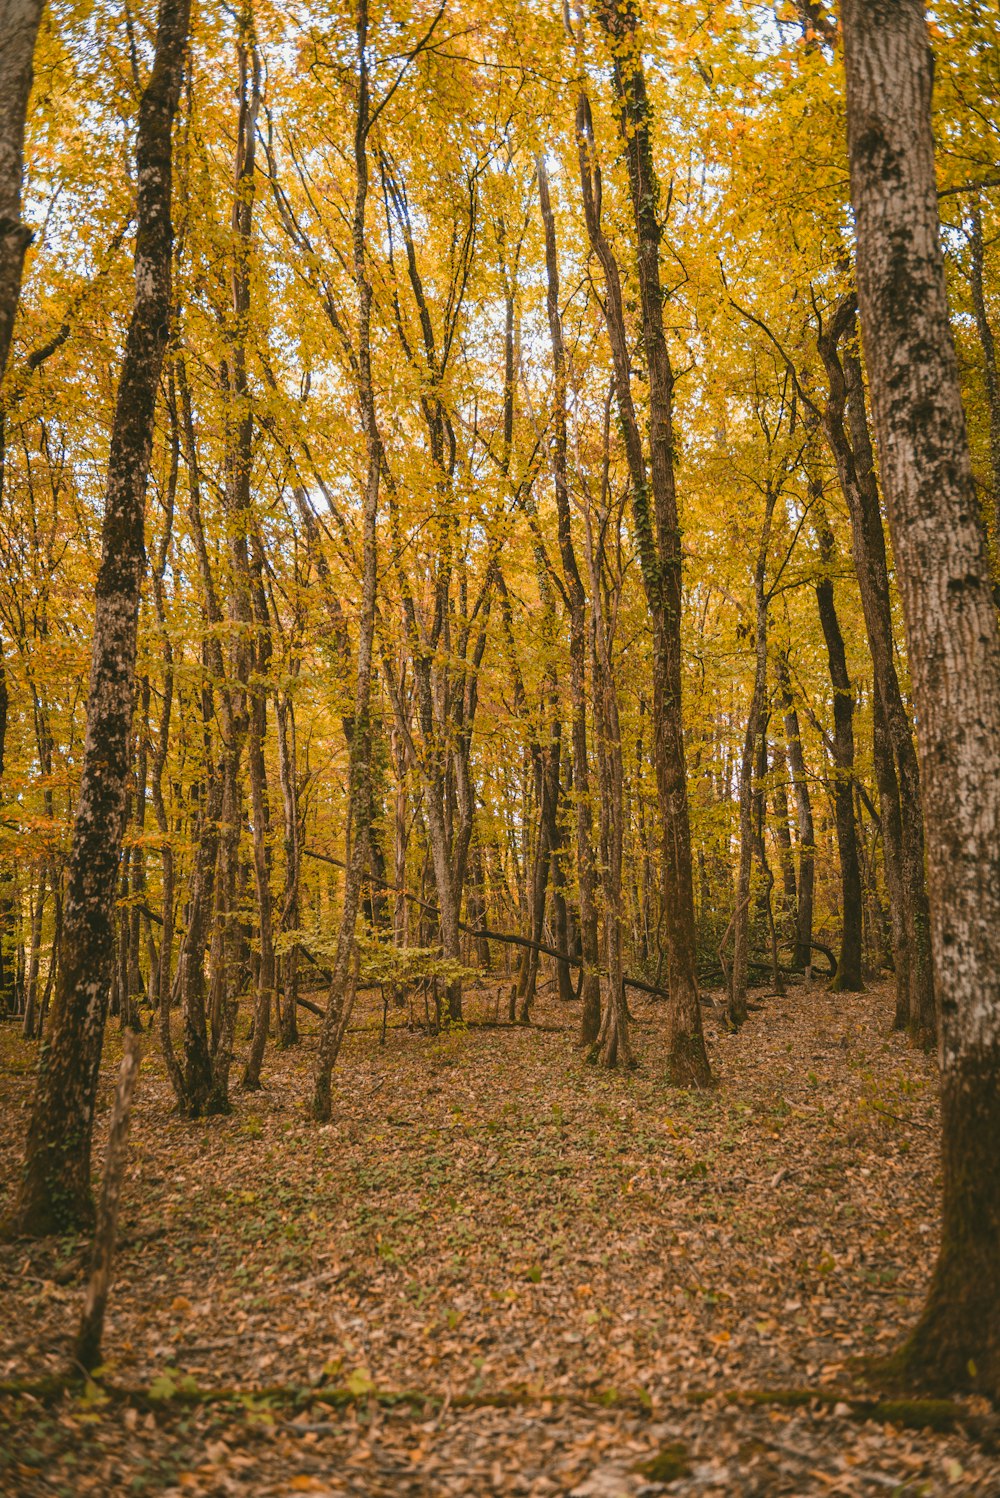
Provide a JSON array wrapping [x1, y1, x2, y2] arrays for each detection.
[[2, 1372, 993, 1448], [685, 1385, 996, 1443], [0, 1372, 650, 1418]]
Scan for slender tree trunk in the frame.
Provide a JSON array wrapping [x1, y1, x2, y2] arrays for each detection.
[[770, 740, 798, 938], [871, 682, 908, 1015], [812, 503, 864, 991], [276, 687, 301, 1048], [516, 719, 559, 1024], [729, 487, 776, 1027], [582, 468, 633, 1069], [842, 0, 1000, 1397], [241, 577, 275, 1087], [577, 49, 710, 1085], [968, 202, 1000, 575], [778, 654, 815, 975], [74, 1034, 141, 1371], [754, 728, 783, 995], [12, 0, 189, 1235], [149, 390, 176, 1020], [819, 298, 933, 1039], [537, 155, 601, 1046], [20, 865, 45, 1039], [312, 0, 380, 1121], [599, 3, 709, 1084], [0, 4, 53, 1012]]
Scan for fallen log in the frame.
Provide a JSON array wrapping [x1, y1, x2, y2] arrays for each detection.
[[304, 846, 672, 1001]]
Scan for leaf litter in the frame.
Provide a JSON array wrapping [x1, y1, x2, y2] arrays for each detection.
[[0, 979, 997, 1494]]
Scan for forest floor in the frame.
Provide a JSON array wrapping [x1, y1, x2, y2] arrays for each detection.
[[0, 978, 997, 1496]]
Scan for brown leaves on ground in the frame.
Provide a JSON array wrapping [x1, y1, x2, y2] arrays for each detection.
[[0, 980, 997, 1494]]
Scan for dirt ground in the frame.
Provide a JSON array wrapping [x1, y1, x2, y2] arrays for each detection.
[[1, 979, 997, 1495]]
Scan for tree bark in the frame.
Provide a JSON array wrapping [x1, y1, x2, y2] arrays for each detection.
[[0, 0, 45, 380], [729, 485, 777, 1027], [777, 654, 815, 975], [311, 0, 380, 1121], [537, 155, 601, 1047], [584, 494, 633, 1069], [74, 1033, 141, 1371], [577, 30, 710, 1085], [818, 297, 933, 1039], [842, 0, 1000, 1398], [275, 686, 301, 1048], [13, 0, 189, 1235], [968, 202, 1000, 575], [812, 501, 864, 991]]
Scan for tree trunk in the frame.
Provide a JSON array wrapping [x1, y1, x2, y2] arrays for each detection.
[[777, 655, 815, 976], [582, 454, 633, 1069], [770, 740, 798, 939], [968, 202, 1000, 575], [818, 296, 933, 1039], [842, 0, 1000, 1398], [276, 687, 301, 1048], [729, 486, 777, 1027], [74, 1034, 141, 1371], [577, 36, 710, 1084], [312, 0, 380, 1121], [0, 0, 45, 380], [537, 155, 601, 1046], [12, 0, 189, 1235], [812, 503, 864, 991]]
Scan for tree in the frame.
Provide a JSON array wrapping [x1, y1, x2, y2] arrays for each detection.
[[579, 0, 711, 1086], [537, 155, 601, 1048], [11, 0, 190, 1235], [0, 0, 45, 380], [842, 0, 1000, 1397], [311, 0, 382, 1122]]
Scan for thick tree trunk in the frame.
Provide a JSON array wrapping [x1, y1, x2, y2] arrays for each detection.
[[12, 0, 188, 1235], [842, 0, 1000, 1398], [0, 0, 45, 380]]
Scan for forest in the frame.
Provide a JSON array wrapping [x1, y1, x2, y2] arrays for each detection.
[[0, 0, 999, 1492]]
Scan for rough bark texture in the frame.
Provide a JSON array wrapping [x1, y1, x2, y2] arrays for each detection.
[[842, 0, 1000, 1398], [13, 0, 188, 1235], [579, 4, 710, 1086], [0, 0, 45, 380]]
